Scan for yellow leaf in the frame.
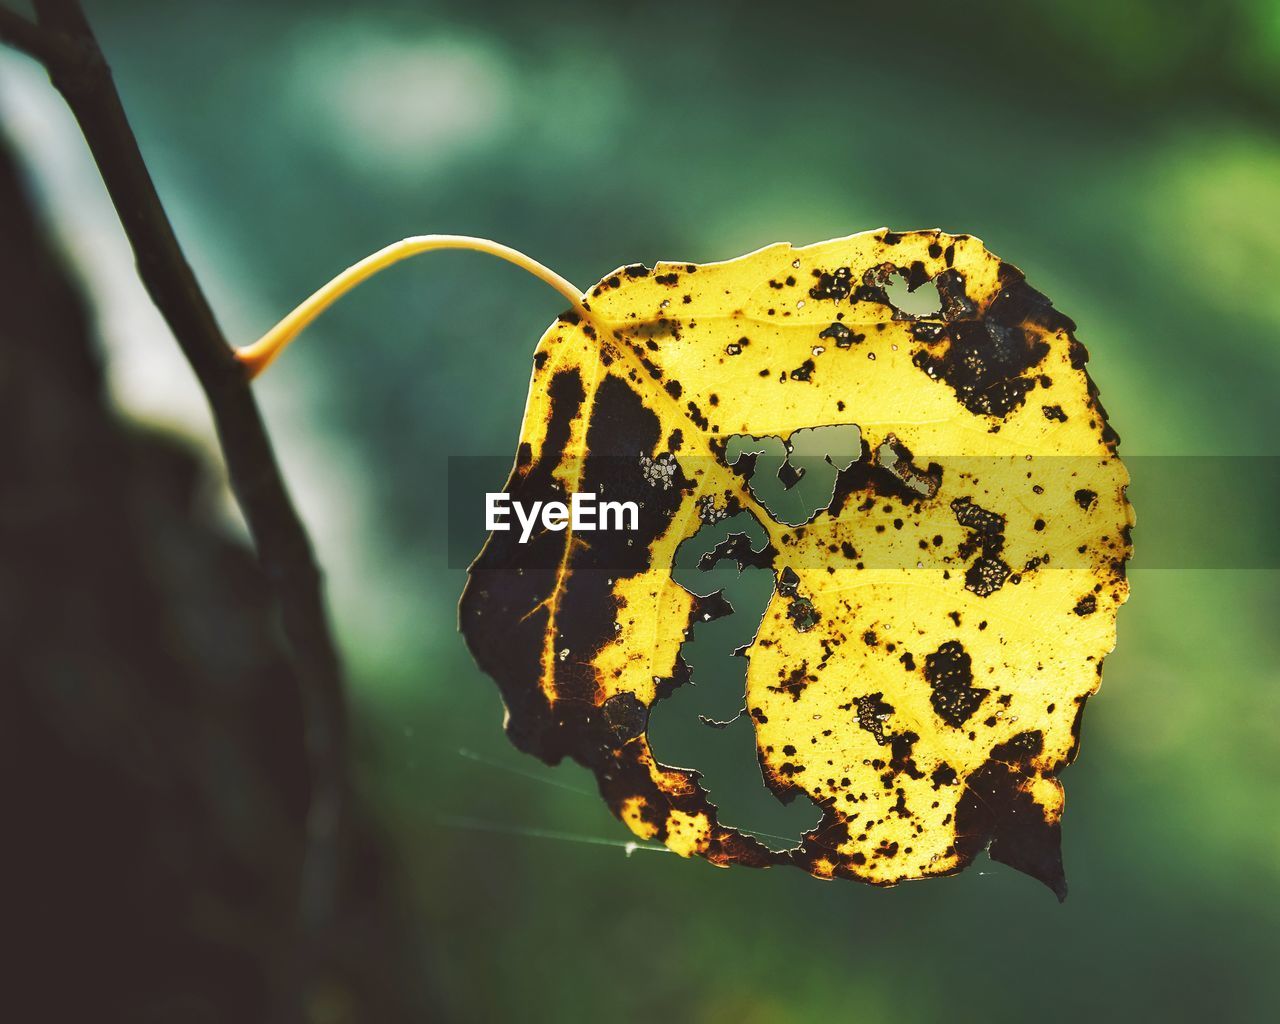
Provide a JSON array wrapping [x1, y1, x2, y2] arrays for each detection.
[[460, 228, 1131, 898]]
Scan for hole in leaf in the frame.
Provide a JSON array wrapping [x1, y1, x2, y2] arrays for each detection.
[[647, 512, 821, 851], [885, 272, 943, 318], [724, 425, 862, 526]]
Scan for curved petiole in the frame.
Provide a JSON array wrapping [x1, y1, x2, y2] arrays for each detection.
[[236, 234, 588, 378]]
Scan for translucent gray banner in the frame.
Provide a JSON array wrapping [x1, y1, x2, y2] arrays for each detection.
[[447, 455, 1279, 571]]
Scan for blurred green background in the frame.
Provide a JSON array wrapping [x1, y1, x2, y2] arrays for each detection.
[[3, 0, 1278, 1020]]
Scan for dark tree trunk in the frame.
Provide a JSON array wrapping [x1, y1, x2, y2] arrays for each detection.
[[0, 132, 419, 1023]]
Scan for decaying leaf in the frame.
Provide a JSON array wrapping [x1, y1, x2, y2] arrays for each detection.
[[460, 229, 1131, 898]]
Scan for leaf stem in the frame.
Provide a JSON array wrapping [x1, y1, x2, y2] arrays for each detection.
[[237, 234, 588, 378]]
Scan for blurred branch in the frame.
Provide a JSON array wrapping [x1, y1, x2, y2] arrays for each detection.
[[0, 6, 71, 64], [6, 0, 349, 982]]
